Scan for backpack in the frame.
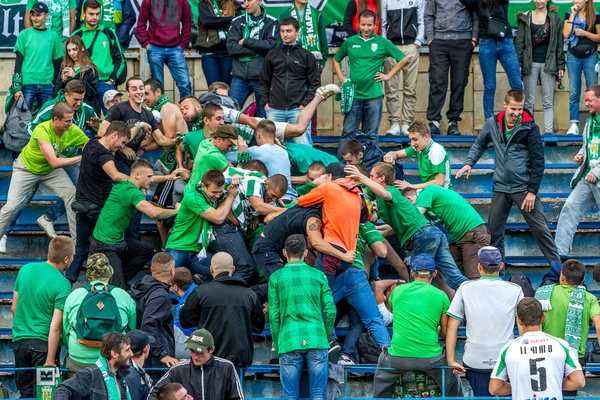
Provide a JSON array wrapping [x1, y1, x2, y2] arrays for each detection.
[[75, 283, 122, 348], [508, 274, 535, 297], [198, 92, 240, 111], [357, 332, 382, 364], [1, 96, 32, 153]]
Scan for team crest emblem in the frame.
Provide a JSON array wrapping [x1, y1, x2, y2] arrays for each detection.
[[371, 43, 378, 52]]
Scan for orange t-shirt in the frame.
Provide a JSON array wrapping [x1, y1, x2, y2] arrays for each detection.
[[297, 179, 361, 251]]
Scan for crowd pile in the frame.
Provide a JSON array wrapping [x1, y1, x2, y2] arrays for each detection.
[[5, 0, 600, 398]]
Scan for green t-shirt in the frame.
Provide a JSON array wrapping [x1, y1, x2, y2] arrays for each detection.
[[20, 120, 88, 175], [286, 143, 338, 175], [93, 181, 146, 244], [14, 27, 64, 85], [187, 139, 229, 189], [166, 188, 219, 253], [13, 262, 71, 342], [541, 285, 600, 358], [415, 186, 485, 243], [585, 115, 600, 175], [367, 186, 428, 246], [333, 34, 405, 99], [354, 222, 384, 270], [63, 281, 136, 364], [296, 182, 317, 196], [182, 130, 206, 159], [26, 0, 76, 38], [388, 280, 450, 358], [405, 141, 453, 189]]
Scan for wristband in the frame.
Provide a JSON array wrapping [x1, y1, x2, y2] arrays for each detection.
[[567, 21, 573, 24]]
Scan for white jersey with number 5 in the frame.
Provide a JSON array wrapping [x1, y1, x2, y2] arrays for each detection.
[[491, 331, 581, 400]]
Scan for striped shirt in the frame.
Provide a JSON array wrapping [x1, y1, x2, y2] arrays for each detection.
[[224, 168, 266, 232]]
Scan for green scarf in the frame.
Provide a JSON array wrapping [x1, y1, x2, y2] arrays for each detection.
[[336, 78, 354, 115], [239, 10, 265, 63], [190, 110, 204, 131], [96, 357, 131, 400], [290, 4, 321, 53], [5, 73, 23, 113], [535, 284, 586, 351], [503, 114, 522, 141], [212, 0, 228, 40], [196, 188, 219, 251], [152, 94, 170, 112]]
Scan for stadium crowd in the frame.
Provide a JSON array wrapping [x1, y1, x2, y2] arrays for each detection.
[[4, 0, 600, 397]]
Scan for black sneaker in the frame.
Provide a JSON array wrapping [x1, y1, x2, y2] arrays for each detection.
[[428, 121, 441, 136], [329, 340, 341, 354], [447, 121, 461, 136]]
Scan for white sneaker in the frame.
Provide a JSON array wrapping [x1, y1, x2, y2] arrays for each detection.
[[401, 122, 410, 135], [338, 354, 355, 365], [386, 123, 402, 135], [566, 124, 579, 135], [0, 235, 6, 254], [316, 84, 340, 100], [37, 216, 57, 238]]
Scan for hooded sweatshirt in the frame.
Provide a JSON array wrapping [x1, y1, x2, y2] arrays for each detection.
[[136, 0, 192, 49], [297, 178, 362, 251], [130, 275, 175, 369]]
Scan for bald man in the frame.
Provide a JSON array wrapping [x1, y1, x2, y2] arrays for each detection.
[[179, 252, 265, 368]]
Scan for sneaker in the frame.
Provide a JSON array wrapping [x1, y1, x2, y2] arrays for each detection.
[[37, 215, 57, 238], [316, 84, 340, 101], [447, 121, 461, 136], [566, 124, 579, 135], [429, 121, 441, 136], [386, 123, 402, 136], [338, 354, 355, 365], [401, 122, 410, 135], [329, 340, 341, 354], [0, 235, 6, 254]]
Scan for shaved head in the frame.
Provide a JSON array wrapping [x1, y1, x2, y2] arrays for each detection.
[[211, 252, 234, 275]]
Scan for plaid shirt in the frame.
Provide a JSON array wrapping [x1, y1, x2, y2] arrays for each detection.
[[268, 261, 336, 354]]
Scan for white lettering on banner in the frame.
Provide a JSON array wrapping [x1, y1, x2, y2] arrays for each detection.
[[2, 7, 23, 40]]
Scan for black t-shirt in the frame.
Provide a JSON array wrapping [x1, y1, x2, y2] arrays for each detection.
[[76, 137, 117, 206], [531, 21, 550, 63], [263, 206, 322, 249], [105, 102, 158, 165]]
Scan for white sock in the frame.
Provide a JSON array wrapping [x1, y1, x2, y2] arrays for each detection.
[[432, 121, 440, 128]]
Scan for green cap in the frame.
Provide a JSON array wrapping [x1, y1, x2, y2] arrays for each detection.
[[185, 329, 214, 353]]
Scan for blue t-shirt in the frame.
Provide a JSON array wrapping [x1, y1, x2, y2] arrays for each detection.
[[248, 144, 298, 198], [175, 283, 198, 336]]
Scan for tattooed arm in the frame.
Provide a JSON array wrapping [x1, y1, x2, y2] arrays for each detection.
[[305, 217, 356, 263]]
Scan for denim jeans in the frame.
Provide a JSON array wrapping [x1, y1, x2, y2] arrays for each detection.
[[332, 267, 390, 348], [147, 45, 193, 98], [411, 225, 468, 290], [566, 51, 598, 122], [280, 349, 328, 400], [337, 302, 363, 361], [201, 53, 233, 86], [97, 81, 115, 116], [266, 107, 312, 145], [22, 84, 54, 112], [66, 203, 101, 283], [44, 164, 80, 222], [230, 77, 265, 117], [209, 223, 257, 284], [478, 38, 523, 120], [166, 248, 212, 279], [555, 179, 600, 256], [464, 364, 493, 397], [339, 96, 383, 158]]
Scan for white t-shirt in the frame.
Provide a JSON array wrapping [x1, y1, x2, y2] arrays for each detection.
[[447, 277, 524, 369], [491, 331, 582, 400]]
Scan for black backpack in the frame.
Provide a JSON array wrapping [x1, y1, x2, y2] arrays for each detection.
[[508, 274, 535, 297]]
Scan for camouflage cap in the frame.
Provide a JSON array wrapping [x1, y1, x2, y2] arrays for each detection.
[[85, 253, 114, 281]]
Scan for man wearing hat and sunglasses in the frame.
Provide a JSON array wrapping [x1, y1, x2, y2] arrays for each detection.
[[126, 330, 155, 400], [445, 246, 524, 397], [149, 328, 243, 400]]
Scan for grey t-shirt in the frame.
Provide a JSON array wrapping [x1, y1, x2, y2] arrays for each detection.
[[447, 276, 524, 370]]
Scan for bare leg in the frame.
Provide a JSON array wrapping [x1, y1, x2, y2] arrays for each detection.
[[156, 219, 169, 249], [384, 240, 409, 282], [284, 84, 339, 139], [238, 113, 258, 130]]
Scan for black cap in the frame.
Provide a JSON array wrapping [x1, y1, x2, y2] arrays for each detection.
[[31, 2, 49, 13], [127, 330, 156, 353], [326, 162, 347, 180]]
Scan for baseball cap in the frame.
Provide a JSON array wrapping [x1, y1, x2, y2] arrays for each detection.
[[478, 246, 503, 269], [31, 2, 49, 13], [85, 253, 114, 281], [103, 90, 122, 104], [326, 162, 347, 180], [185, 329, 214, 353], [213, 125, 238, 145], [412, 253, 436, 275], [127, 330, 156, 353]]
